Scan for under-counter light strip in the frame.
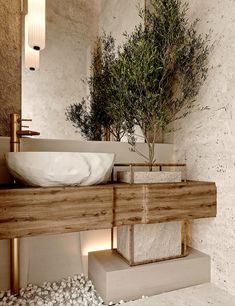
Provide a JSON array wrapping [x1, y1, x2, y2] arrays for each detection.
[[28, 0, 46, 51], [25, 14, 40, 71]]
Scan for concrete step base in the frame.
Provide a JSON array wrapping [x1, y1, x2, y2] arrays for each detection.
[[88, 248, 210, 304]]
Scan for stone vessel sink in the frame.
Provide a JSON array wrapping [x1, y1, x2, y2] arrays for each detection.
[[5, 152, 115, 187]]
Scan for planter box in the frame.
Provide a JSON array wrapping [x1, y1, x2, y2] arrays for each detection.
[[116, 169, 185, 265], [117, 222, 182, 264], [117, 170, 182, 184]]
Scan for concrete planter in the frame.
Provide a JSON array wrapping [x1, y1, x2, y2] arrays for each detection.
[[117, 170, 182, 184], [116, 169, 183, 264], [117, 222, 182, 264]]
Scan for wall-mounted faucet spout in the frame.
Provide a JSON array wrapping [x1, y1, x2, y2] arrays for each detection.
[[17, 130, 40, 136]]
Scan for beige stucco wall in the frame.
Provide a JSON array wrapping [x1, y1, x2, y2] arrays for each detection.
[[0, 0, 21, 136], [22, 0, 99, 140], [100, 0, 144, 45], [169, 0, 235, 295]]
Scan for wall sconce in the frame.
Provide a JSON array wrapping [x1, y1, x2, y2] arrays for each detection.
[[28, 0, 46, 51], [25, 15, 40, 71]]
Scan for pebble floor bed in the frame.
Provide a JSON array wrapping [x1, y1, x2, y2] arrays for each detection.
[[0, 276, 235, 306]]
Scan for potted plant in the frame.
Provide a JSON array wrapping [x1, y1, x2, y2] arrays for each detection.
[[108, 0, 209, 183], [66, 0, 210, 264], [108, 0, 210, 264]]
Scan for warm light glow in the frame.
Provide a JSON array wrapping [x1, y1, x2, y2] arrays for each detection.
[[82, 229, 117, 256], [28, 0, 46, 50], [82, 243, 111, 256], [25, 15, 40, 71]]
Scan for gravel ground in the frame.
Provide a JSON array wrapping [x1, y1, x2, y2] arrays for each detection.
[[0, 275, 126, 306]]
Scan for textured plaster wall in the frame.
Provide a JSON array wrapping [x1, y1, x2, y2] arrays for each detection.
[[0, 0, 21, 136], [22, 0, 99, 140], [100, 0, 144, 45], [169, 0, 235, 295]]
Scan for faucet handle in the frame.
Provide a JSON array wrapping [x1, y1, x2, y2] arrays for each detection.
[[21, 118, 32, 122]]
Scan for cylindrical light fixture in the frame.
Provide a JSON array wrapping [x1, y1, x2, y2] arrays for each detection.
[[25, 15, 40, 71], [28, 0, 46, 51]]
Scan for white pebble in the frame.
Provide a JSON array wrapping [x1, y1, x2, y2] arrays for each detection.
[[0, 273, 146, 305]]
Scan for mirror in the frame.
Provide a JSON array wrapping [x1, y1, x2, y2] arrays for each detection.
[[21, 0, 144, 141]]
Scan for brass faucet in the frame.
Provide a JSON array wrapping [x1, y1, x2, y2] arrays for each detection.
[[10, 113, 40, 152], [10, 113, 40, 294]]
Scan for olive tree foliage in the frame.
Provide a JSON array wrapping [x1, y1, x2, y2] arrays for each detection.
[[66, 0, 210, 166], [66, 34, 127, 141], [108, 0, 210, 166]]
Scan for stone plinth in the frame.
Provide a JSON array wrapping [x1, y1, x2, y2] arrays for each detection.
[[88, 249, 210, 304]]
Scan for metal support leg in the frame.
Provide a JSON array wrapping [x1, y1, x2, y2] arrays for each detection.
[[10, 238, 20, 294]]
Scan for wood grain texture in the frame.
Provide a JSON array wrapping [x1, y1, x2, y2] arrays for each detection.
[[113, 181, 217, 226], [0, 181, 216, 239], [0, 185, 113, 239]]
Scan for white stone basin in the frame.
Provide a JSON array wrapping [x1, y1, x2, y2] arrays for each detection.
[[5, 152, 115, 187]]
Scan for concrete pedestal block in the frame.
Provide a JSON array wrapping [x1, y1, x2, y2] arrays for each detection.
[[88, 249, 210, 304], [116, 171, 183, 263], [117, 222, 182, 263]]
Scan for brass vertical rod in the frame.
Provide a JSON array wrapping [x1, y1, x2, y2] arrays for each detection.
[[111, 184, 116, 251], [182, 220, 188, 256], [111, 228, 114, 250], [10, 113, 21, 295], [10, 238, 20, 294], [129, 225, 134, 265], [9, 113, 40, 294]]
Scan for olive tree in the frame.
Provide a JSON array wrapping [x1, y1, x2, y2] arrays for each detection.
[[108, 0, 210, 167]]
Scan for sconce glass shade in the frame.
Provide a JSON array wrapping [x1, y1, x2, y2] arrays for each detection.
[[28, 0, 46, 51], [25, 15, 40, 71]]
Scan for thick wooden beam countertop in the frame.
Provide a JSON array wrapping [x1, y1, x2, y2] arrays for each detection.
[[0, 181, 216, 239]]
